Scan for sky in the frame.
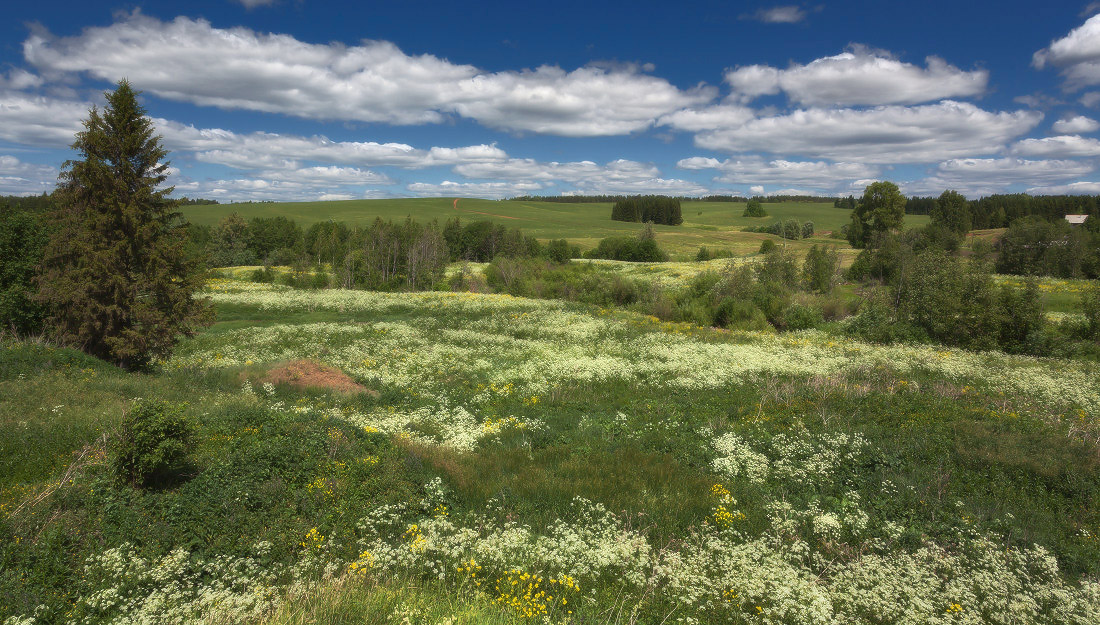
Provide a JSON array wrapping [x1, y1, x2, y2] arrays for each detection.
[[3, 1, 1100, 202]]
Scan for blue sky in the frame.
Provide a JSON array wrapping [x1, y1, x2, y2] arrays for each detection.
[[3, 1, 1100, 201]]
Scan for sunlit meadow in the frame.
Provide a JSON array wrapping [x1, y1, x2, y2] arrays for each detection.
[[3, 276, 1099, 624]]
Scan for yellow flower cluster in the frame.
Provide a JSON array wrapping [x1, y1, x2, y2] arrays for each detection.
[[347, 550, 375, 576], [306, 477, 335, 500], [522, 395, 541, 406], [405, 524, 427, 553], [493, 569, 577, 619], [946, 602, 964, 613], [455, 557, 482, 586], [482, 416, 528, 434], [300, 527, 324, 550], [710, 483, 733, 503], [713, 505, 746, 528]]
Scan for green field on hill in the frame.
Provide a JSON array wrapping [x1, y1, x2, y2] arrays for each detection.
[[182, 198, 930, 259]]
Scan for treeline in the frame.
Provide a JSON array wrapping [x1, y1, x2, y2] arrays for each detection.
[[191, 212, 582, 271], [744, 219, 814, 240], [510, 195, 625, 203], [610, 196, 683, 225], [514, 194, 839, 204], [902, 193, 1100, 227], [0, 194, 53, 213]]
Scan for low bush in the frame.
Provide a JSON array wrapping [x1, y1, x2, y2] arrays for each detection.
[[112, 400, 194, 488]]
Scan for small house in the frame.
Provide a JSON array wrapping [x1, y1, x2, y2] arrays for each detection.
[[1065, 214, 1089, 226]]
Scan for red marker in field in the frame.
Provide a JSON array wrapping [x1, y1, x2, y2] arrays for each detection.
[[453, 198, 458, 210]]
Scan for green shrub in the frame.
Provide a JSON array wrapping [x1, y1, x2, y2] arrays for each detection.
[[0, 205, 50, 335], [742, 199, 767, 217], [782, 303, 824, 330], [546, 239, 572, 264], [250, 265, 276, 283], [112, 400, 194, 488], [802, 244, 839, 294], [713, 298, 771, 331], [758, 239, 777, 254], [1084, 282, 1100, 340]]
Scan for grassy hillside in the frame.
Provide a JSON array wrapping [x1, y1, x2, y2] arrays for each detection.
[[182, 198, 930, 259], [2, 277, 1098, 624]]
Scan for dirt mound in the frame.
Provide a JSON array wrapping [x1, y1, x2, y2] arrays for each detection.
[[261, 360, 377, 396]]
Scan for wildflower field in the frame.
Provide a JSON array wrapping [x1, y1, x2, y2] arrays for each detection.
[[2, 276, 1100, 624]]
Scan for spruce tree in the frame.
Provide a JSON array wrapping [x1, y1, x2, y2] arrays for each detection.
[[36, 81, 212, 369]]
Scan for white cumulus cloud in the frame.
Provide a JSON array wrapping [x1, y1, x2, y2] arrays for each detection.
[[405, 180, 545, 199], [24, 13, 712, 136], [0, 154, 58, 195], [692, 101, 1041, 162], [1033, 14, 1100, 90], [744, 6, 807, 24], [725, 48, 988, 106], [1025, 180, 1100, 195], [677, 156, 878, 188], [1052, 115, 1100, 134], [1011, 134, 1100, 158]]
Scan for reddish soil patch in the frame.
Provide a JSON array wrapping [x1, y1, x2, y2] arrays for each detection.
[[261, 360, 378, 396]]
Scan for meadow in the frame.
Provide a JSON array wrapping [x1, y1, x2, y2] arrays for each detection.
[[182, 198, 929, 260], [2, 274, 1099, 624]]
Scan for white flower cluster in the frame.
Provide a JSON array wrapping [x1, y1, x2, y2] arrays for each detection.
[[711, 430, 869, 487], [179, 283, 1100, 414], [72, 541, 284, 624]]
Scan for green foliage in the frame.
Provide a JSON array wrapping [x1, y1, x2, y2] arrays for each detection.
[[1083, 282, 1100, 340], [848, 181, 906, 248], [212, 212, 257, 267], [849, 250, 1051, 353], [0, 205, 50, 335], [339, 218, 448, 290], [112, 400, 194, 488], [34, 81, 213, 369], [694, 246, 733, 261], [546, 239, 572, 264], [248, 216, 303, 263], [931, 189, 972, 235], [584, 226, 668, 262], [802, 244, 839, 294], [742, 198, 767, 217], [758, 239, 777, 254], [996, 217, 1096, 278], [610, 196, 683, 225]]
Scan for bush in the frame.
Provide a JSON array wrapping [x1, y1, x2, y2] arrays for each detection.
[[112, 400, 194, 488], [759, 239, 777, 254], [547, 239, 572, 264], [846, 292, 928, 344], [1083, 283, 1100, 340], [0, 206, 50, 335], [713, 298, 771, 331], [250, 266, 276, 283], [801, 221, 815, 239], [782, 303, 824, 331], [742, 199, 767, 217], [584, 226, 668, 262], [802, 245, 839, 294]]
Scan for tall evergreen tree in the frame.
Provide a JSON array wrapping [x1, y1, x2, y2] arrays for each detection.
[[35, 81, 212, 369]]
